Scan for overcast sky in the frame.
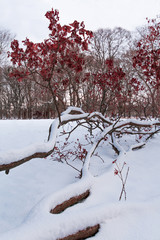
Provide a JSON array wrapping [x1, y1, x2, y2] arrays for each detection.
[[0, 0, 160, 43]]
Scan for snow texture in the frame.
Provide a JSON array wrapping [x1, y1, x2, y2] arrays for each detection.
[[0, 117, 160, 239]]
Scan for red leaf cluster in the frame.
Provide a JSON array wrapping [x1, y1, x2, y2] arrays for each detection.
[[132, 16, 160, 88], [8, 8, 93, 89], [93, 59, 125, 91], [114, 169, 118, 175]]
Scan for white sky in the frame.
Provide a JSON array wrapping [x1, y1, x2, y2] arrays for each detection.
[[0, 0, 160, 42]]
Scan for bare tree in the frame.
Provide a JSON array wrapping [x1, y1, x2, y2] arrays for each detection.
[[91, 27, 131, 71], [0, 29, 14, 66]]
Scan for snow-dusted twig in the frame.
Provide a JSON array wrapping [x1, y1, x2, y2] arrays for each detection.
[[113, 160, 129, 201]]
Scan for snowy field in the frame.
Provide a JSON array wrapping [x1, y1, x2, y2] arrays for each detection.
[[0, 119, 160, 239]]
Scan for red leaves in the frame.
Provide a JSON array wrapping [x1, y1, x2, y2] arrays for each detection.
[[112, 159, 117, 164], [133, 16, 160, 87], [62, 25, 71, 33], [10, 39, 19, 50], [53, 138, 87, 163], [9, 39, 25, 65], [9, 69, 29, 81], [82, 41, 88, 51], [62, 78, 69, 86], [114, 169, 118, 175], [7, 7, 93, 111], [8, 7, 93, 92], [130, 78, 142, 91], [70, 20, 79, 29], [45, 8, 60, 30], [105, 59, 114, 68], [94, 58, 125, 91]]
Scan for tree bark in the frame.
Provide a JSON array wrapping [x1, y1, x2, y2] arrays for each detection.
[[58, 224, 100, 240], [50, 190, 90, 214]]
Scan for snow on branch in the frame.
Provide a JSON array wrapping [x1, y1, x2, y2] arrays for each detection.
[[0, 107, 160, 174]]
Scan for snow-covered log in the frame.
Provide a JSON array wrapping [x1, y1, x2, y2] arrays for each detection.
[[0, 106, 160, 174]]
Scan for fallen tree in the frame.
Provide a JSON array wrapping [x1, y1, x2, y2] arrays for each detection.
[[0, 106, 160, 175], [1, 107, 160, 239]]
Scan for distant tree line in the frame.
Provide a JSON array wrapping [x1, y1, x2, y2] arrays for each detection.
[[0, 11, 160, 119]]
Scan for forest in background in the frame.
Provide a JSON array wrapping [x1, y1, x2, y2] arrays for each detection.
[[0, 11, 160, 120]]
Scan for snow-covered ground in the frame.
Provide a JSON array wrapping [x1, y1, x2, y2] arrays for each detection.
[[0, 119, 160, 239]]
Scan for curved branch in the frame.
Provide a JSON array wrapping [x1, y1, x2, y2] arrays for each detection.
[[0, 148, 54, 174], [0, 107, 160, 175], [0, 118, 59, 173], [81, 118, 160, 176]]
